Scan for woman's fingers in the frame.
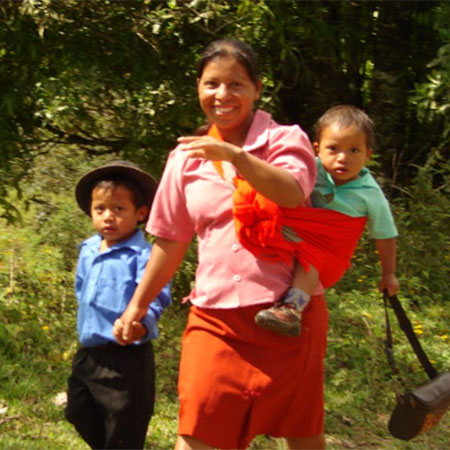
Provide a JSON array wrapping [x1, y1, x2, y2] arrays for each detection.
[[177, 136, 235, 162]]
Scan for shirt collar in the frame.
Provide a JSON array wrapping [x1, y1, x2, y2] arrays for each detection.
[[317, 158, 372, 188], [243, 109, 272, 152], [80, 229, 146, 254]]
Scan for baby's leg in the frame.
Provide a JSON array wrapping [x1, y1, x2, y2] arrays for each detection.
[[254, 262, 319, 337], [291, 261, 319, 298]]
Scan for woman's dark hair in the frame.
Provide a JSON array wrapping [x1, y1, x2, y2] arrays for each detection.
[[197, 38, 260, 85], [315, 105, 375, 149]]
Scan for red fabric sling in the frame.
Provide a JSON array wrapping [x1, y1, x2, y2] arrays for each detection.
[[208, 124, 367, 288]]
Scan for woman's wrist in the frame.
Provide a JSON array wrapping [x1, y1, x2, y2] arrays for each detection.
[[230, 145, 245, 166]]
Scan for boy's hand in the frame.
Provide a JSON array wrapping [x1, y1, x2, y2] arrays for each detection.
[[113, 318, 147, 345], [130, 321, 148, 341], [379, 273, 399, 296], [113, 318, 127, 345], [115, 304, 148, 344]]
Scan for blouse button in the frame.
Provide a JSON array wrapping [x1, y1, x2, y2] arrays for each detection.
[[231, 244, 239, 252], [233, 274, 241, 282]]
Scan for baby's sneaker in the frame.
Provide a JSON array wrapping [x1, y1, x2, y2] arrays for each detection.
[[254, 301, 302, 337]]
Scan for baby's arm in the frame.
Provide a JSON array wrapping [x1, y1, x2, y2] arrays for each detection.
[[376, 238, 399, 295]]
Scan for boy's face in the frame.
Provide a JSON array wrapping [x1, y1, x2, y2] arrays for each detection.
[[314, 123, 372, 186], [90, 185, 148, 248]]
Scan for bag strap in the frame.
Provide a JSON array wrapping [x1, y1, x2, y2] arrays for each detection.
[[383, 294, 398, 375], [384, 291, 438, 380]]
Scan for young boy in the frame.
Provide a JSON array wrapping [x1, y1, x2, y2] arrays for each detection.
[[255, 105, 399, 336], [65, 160, 171, 449]]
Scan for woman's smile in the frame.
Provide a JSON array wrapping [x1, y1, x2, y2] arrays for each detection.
[[197, 54, 261, 145]]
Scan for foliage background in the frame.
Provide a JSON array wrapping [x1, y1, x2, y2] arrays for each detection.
[[0, 1, 449, 448]]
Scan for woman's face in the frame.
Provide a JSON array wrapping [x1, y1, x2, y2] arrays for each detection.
[[197, 55, 261, 142]]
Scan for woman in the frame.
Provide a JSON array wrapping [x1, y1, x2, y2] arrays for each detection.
[[114, 38, 328, 450]]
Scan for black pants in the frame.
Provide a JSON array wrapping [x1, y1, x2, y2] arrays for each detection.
[[65, 341, 155, 449]]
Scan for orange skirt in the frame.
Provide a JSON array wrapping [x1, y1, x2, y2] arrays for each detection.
[[177, 295, 328, 449]]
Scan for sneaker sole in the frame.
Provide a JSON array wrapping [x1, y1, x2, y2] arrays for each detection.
[[254, 314, 300, 337]]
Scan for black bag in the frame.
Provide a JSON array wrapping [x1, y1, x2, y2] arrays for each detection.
[[383, 292, 450, 440]]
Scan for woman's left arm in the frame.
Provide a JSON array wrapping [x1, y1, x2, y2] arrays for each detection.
[[178, 135, 304, 208]]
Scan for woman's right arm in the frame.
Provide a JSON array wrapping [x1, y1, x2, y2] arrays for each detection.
[[178, 136, 305, 208], [115, 237, 190, 344]]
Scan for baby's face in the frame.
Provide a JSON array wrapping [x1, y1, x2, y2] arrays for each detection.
[[315, 123, 372, 186]]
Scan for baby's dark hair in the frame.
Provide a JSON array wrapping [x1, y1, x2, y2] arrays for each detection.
[[315, 105, 375, 149], [197, 38, 260, 85], [92, 176, 147, 210]]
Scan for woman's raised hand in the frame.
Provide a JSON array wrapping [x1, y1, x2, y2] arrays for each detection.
[[177, 135, 241, 163]]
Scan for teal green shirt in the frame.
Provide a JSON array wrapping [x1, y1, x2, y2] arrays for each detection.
[[310, 159, 398, 239]]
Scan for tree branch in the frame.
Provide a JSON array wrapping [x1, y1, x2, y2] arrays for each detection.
[[44, 124, 129, 151]]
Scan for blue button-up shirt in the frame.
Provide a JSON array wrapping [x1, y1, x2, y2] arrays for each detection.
[[75, 229, 171, 347]]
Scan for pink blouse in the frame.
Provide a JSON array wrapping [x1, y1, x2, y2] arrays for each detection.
[[147, 110, 321, 309]]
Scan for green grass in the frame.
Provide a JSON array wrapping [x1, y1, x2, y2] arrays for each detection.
[[1, 291, 449, 449], [5, 276, 450, 438]]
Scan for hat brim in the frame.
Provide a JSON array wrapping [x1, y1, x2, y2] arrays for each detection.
[[75, 162, 158, 217]]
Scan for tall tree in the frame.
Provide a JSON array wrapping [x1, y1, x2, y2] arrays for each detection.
[[369, 0, 440, 183], [0, 0, 447, 221]]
